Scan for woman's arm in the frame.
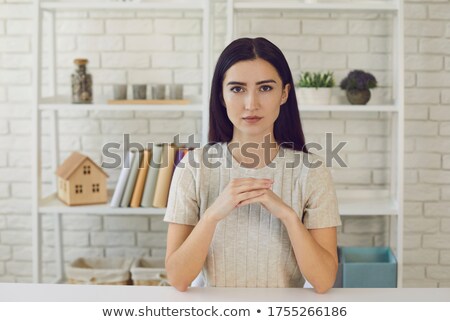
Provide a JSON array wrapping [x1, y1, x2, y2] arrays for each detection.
[[236, 190, 338, 293], [281, 212, 338, 293], [165, 178, 273, 291], [165, 213, 218, 292]]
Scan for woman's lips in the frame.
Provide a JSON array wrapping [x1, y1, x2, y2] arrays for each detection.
[[242, 117, 262, 124]]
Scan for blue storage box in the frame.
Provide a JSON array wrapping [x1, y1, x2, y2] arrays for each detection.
[[341, 247, 397, 288], [333, 246, 343, 288]]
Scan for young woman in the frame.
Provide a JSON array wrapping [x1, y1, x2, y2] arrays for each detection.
[[164, 37, 341, 293]]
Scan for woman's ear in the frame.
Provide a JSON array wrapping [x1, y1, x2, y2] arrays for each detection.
[[281, 84, 291, 105], [220, 93, 226, 108]]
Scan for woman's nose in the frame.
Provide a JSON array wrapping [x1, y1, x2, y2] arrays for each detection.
[[245, 91, 259, 110]]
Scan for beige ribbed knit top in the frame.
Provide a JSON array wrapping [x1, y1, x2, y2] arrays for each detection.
[[164, 142, 341, 288]]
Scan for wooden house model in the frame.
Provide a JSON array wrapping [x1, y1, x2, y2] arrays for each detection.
[[56, 152, 109, 206]]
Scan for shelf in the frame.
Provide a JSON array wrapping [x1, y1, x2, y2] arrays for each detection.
[[39, 190, 166, 215], [39, 96, 203, 112], [39, 189, 397, 216], [337, 189, 397, 216], [234, 0, 398, 12], [33, 0, 403, 287], [41, 0, 205, 11], [38, 97, 397, 113], [338, 197, 397, 216], [299, 104, 398, 112]]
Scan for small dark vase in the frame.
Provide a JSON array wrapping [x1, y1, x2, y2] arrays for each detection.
[[346, 89, 371, 105]]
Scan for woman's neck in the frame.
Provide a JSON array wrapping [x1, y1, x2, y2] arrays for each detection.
[[228, 136, 280, 169]]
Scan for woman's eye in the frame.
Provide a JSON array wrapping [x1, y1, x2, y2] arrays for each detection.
[[231, 86, 244, 93], [260, 85, 272, 92]]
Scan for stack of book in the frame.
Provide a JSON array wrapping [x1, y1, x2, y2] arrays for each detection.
[[110, 143, 191, 208]]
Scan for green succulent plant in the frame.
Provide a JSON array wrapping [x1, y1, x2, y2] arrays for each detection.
[[297, 71, 335, 89]]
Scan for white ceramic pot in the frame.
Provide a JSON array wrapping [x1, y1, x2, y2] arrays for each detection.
[[295, 87, 332, 105]]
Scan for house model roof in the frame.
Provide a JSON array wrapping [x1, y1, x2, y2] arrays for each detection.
[[55, 151, 109, 180]]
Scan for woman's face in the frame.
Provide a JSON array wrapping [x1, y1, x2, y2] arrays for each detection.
[[222, 58, 290, 142]]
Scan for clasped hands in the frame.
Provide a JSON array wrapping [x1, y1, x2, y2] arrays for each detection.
[[205, 177, 296, 224]]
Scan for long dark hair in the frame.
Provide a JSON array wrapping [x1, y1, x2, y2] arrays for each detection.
[[208, 37, 307, 153]]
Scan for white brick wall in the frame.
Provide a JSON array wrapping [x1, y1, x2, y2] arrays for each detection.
[[104, 217, 149, 231], [322, 36, 368, 53], [0, 0, 450, 287], [125, 35, 172, 51], [252, 18, 300, 35], [105, 20, 153, 35], [91, 232, 135, 246], [154, 19, 201, 35]]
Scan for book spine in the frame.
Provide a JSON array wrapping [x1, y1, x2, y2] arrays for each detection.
[[130, 149, 151, 208], [110, 151, 135, 208], [152, 144, 176, 208], [140, 144, 163, 208], [120, 150, 141, 207]]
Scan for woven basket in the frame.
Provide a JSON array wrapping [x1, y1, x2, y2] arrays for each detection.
[[131, 257, 170, 286], [66, 257, 133, 285], [67, 278, 130, 285]]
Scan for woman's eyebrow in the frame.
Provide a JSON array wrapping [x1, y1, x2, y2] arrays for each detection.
[[226, 81, 246, 86], [256, 79, 277, 85], [226, 79, 277, 86]]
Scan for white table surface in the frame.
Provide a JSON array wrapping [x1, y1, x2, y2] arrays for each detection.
[[1, 283, 449, 302]]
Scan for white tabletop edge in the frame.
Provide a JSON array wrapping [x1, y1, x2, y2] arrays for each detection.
[[1, 283, 449, 302]]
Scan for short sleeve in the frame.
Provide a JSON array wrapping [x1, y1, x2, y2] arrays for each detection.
[[163, 152, 200, 226], [302, 160, 341, 229]]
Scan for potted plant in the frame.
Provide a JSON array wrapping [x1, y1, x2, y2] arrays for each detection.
[[295, 71, 335, 105], [340, 69, 377, 105]]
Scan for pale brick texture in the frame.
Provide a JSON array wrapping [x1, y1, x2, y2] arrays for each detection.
[[104, 217, 149, 232], [405, 185, 440, 202], [443, 155, 450, 169], [101, 53, 150, 68], [105, 20, 153, 35], [441, 251, 450, 265], [304, 20, 346, 35], [251, 18, 300, 35], [77, 36, 123, 52], [0, 37, 29, 52], [405, 105, 427, 121], [106, 247, 150, 258], [321, 36, 368, 53], [57, 20, 104, 35], [154, 19, 201, 35], [404, 249, 439, 265], [428, 5, 450, 20], [405, 20, 445, 37], [152, 53, 198, 68], [405, 55, 443, 71], [0, 0, 449, 288], [137, 232, 167, 248], [125, 35, 172, 51], [91, 232, 135, 247], [405, 3, 426, 19]]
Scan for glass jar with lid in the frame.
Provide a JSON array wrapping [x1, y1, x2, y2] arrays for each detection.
[[71, 58, 93, 104]]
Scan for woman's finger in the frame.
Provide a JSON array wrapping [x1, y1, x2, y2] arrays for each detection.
[[236, 189, 267, 205], [234, 181, 272, 194], [232, 178, 273, 187]]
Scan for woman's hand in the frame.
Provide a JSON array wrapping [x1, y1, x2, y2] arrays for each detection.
[[204, 178, 273, 224], [237, 186, 296, 222]]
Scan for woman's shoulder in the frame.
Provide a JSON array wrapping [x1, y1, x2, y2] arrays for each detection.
[[179, 142, 226, 171], [281, 147, 325, 167], [279, 147, 321, 167], [185, 142, 225, 160]]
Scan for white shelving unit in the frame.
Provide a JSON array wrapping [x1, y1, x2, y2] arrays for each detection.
[[32, 0, 212, 283], [39, 96, 205, 112], [31, 0, 404, 287], [226, 0, 404, 287]]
